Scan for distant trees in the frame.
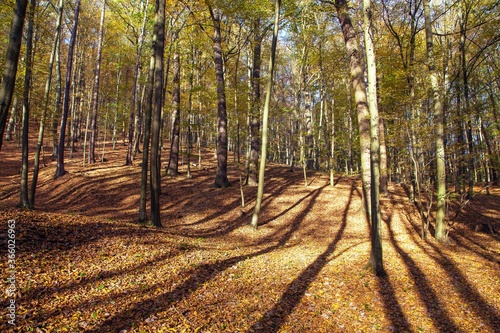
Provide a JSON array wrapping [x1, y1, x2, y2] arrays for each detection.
[[0, 0, 498, 243]]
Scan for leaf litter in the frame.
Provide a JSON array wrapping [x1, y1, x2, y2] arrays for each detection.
[[0, 142, 499, 332]]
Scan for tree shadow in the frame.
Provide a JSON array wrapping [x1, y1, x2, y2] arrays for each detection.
[[384, 201, 462, 332], [376, 206, 412, 332], [247, 181, 355, 332], [82, 177, 332, 332]]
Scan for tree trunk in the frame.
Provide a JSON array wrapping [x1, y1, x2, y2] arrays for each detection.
[[247, 19, 262, 186], [51, 38, 62, 158], [55, 0, 80, 177], [251, 0, 280, 229], [126, 0, 149, 166], [5, 97, 18, 142], [150, 0, 166, 227], [89, 0, 106, 164], [166, 48, 181, 177], [208, 4, 230, 188], [112, 68, 121, 150], [0, 0, 28, 150], [364, 0, 385, 277], [139, 54, 155, 222], [335, 0, 371, 222], [423, 0, 447, 243], [31, 0, 63, 208], [19, 0, 35, 208], [379, 117, 388, 193]]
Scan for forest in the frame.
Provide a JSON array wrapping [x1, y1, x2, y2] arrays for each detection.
[[0, 0, 499, 332]]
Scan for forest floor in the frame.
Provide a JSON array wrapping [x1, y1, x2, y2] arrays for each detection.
[[0, 138, 499, 333]]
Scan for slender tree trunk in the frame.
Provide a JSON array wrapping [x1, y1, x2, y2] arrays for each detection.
[[51, 39, 62, 158], [423, 0, 447, 243], [139, 63, 154, 221], [150, 0, 166, 227], [379, 117, 388, 193], [208, 4, 230, 188], [31, 0, 63, 207], [89, 1, 106, 164], [364, 0, 385, 276], [335, 0, 371, 222], [5, 97, 18, 142], [251, 0, 280, 229], [0, 0, 28, 150], [55, 0, 80, 177], [247, 19, 262, 186], [167, 48, 181, 176], [459, 12, 474, 199], [126, 0, 148, 165], [19, 0, 35, 208], [112, 68, 121, 150]]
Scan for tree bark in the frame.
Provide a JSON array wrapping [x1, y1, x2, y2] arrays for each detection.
[[20, 0, 35, 208], [251, 0, 280, 229], [364, 0, 385, 277], [166, 48, 181, 177], [55, 0, 80, 177], [423, 0, 447, 243], [89, 0, 106, 164], [247, 19, 262, 186], [208, 4, 230, 188], [334, 0, 371, 222], [0, 0, 28, 150], [126, 0, 149, 166], [31, 0, 63, 208], [150, 0, 166, 227], [139, 54, 155, 222]]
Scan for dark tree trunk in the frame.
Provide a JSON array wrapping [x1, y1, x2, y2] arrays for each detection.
[[150, 0, 166, 227], [167, 49, 181, 177], [55, 0, 80, 177], [247, 19, 262, 186], [0, 0, 28, 150], [208, 5, 230, 188], [31, 0, 63, 208], [139, 54, 155, 222], [89, 0, 106, 164], [20, 0, 35, 208], [126, 0, 148, 166]]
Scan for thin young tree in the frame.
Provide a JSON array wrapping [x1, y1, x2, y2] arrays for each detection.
[[247, 18, 263, 186], [88, 0, 106, 164], [150, 0, 166, 227], [126, 0, 149, 166], [0, 0, 28, 150], [251, 0, 281, 229], [55, 0, 81, 178], [363, 0, 385, 276], [423, 0, 446, 242], [19, 0, 35, 209], [139, 54, 155, 222], [166, 46, 181, 177], [31, 0, 64, 208]]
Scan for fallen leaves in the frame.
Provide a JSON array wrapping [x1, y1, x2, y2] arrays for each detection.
[[1, 142, 499, 332]]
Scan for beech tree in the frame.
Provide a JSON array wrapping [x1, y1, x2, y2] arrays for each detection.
[[250, 0, 281, 229], [0, 0, 28, 150], [150, 0, 166, 227], [207, 2, 230, 188], [55, 0, 81, 178], [88, 0, 106, 164]]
